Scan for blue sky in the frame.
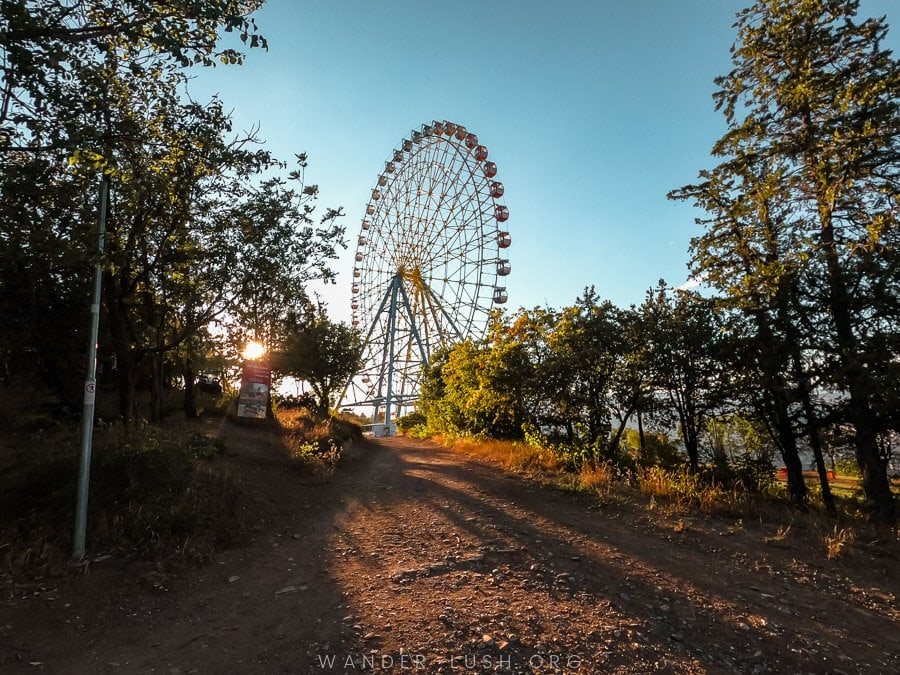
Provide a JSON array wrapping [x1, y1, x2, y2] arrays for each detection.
[[189, 0, 900, 325]]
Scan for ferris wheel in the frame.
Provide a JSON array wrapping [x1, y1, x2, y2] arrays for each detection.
[[342, 120, 511, 427]]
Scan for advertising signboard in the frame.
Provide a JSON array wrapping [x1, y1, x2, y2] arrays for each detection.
[[237, 360, 271, 419]]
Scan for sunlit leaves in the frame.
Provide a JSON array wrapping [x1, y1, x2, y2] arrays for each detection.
[[1, 0, 268, 152]]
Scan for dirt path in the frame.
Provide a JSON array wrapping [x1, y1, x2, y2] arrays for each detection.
[[2, 432, 898, 673]]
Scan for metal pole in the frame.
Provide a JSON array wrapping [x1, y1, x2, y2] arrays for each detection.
[[383, 275, 400, 433], [73, 175, 108, 560]]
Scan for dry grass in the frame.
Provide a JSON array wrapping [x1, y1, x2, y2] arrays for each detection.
[[764, 524, 792, 544], [825, 525, 855, 560], [276, 408, 344, 472], [636, 465, 752, 516], [444, 436, 566, 479], [577, 460, 617, 490], [414, 433, 894, 564]]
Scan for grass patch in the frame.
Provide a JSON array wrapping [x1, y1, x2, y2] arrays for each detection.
[[443, 435, 567, 478], [0, 419, 240, 581], [636, 465, 754, 517], [421, 431, 894, 556], [276, 408, 360, 476]]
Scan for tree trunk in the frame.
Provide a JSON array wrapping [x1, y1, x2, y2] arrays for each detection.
[[852, 394, 895, 522], [671, 394, 700, 474], [775, 418, 807, 505], [821, 221, 895, 522], [637, 409, 646, 458], [607, 406, 634, 458], [107, 288, 138, 423], [685, 436, 699, 474], [116, 350, 137, 422], [795, 376, 835, 515], [766, 391, 807, 505], [149, 352, 163, 422], [182, 358, 197, 419]]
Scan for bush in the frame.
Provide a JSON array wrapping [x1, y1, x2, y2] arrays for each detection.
[[834, 459, 862, 479], [0, 420, 241, 578], [625, 429, 683, 469], [396, 410, 427, 433], [731, 454, 777, 494]]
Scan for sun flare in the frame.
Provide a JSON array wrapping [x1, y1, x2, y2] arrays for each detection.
[[242, 340, 266, 361]]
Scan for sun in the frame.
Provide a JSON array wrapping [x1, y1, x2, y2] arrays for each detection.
[[242, 340, 266, 361]]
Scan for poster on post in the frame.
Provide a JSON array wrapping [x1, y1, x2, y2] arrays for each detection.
[[237, 360, 271, 419]]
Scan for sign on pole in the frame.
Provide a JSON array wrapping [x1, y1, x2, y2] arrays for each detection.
[[237, 360, 271, 419]]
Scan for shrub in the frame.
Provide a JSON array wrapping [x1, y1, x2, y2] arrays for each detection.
[[396, 410, 427, 433], [1, 420, 241, 577]]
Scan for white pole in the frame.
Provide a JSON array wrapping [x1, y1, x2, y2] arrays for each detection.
[[73, 175, 108, 560]]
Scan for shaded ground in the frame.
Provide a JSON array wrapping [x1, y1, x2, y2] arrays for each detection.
[[1, 426, 898, 673]]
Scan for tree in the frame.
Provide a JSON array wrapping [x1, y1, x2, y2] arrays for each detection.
[[1, 0, 267, 153], [607, 305, 656, 458], [540, 289, 625, 448], [272, 306, 362, 420], [501, 306, 559, 429], [673, 0, 899, 520], [0, 151, 94, 405], [220, 157, 346, 365], [642, 283, 723, 473], [425, 338, 531, 439], [671, 160, 821, 505], [417, 311, 534, 439], [0, 1, 347, 422]]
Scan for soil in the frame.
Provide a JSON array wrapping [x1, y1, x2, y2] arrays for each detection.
[[1, 424, 898, 674]]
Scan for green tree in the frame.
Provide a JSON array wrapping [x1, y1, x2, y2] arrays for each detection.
[[672, 160, 821, 505], [0, 152, 94, 404], [1, 1, 266, 405], [541, 289, 624, 448], [418, 315, 533, 440], [0, 1, 347, 423], [220, 157, 345, 365], [642, 282, 724, 473], [502, 306, 559, 429], [673, 0, 899, 520], [272, 306, 362, 420], [607, 305, 656, 458], [1, 0, 267, 153]]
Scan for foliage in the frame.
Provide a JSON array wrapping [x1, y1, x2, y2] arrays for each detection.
[[1, 0, 267, 153], [539, 291, 622, 445], [638, 466, 731, 513], [641, 282, 724, 473], [0, 0, 347, 422], [418, 334, 532, 439], [0, 420, 241, 575], [276, 407, 360, 475], [730, 453, 778, 495], [624, 428, 683, 470], [271, 304, 362, 420], [669, 0, 900, 521], [834, 459, 863, 479], [396, 410, 427, 434]]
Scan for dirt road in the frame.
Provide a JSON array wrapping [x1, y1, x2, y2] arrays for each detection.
[[2, 432, 898, 673]]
